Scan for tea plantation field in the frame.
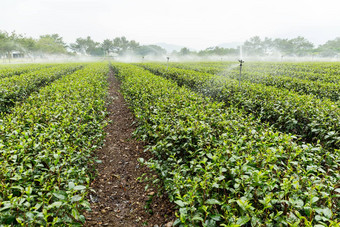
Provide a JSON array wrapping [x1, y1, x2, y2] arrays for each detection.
[[0, 61, 339, 226]]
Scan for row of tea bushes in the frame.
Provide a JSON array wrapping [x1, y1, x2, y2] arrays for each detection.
[[113, 63, 339, 226], [140, 63, 340, 150], [0, 63, 53, 79], [0, 63, 83, 113], [171, 62, 340, 84], [0, 63, 108, 225], [170, 62, 340, 101]]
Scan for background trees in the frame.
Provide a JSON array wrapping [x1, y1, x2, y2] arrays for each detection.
[[36, 34, 68, 55], [0, 31, 18, 59], [0, 31, 69, 60], [69, 36, 102, 56], [317, 38, 340, 57], [69, 36, 166, 57], [243, 36, 315, 57], [0, 29, 339, 59], [198, 47, 238, 56]]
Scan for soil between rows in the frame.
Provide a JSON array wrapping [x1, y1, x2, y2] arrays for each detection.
[[84, 72, 175, 226]]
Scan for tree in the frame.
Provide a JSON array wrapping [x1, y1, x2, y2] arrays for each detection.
[[113, 37, 129, 54], [36, 34, 68, 55], [290, 36, 314, 56], [112, 37, 140, 55], [179, 47, 191, 56], [272, 37, 314, 56], [262, 37, 274, 54], [17, 37, 38, 56], [70, 36, 103, 56], [101, 39, 114, 56], [41, 34, 66, 47], [317, 37, 340, 57], [272, 38, 293, 56], [135, 45, 166, 56], [0, 31, 19, 59], [128, 40, 140, 51], [243, 36, 265, 56], [198, 46, 238, 56]]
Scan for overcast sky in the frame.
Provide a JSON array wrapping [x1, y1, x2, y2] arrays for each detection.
[[1, 0, 340, 49]]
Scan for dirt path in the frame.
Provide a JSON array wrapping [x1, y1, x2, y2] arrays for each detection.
[[84, 72, 175, 227]]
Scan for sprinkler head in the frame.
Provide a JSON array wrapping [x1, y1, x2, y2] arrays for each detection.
[[238, 59, 244, 66], [167, 57, 170, 61]]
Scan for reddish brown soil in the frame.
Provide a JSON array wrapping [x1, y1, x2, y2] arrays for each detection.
[[84, 72, 175, 227]]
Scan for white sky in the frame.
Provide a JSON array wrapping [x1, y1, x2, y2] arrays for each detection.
[[1, 0, 340, 49]]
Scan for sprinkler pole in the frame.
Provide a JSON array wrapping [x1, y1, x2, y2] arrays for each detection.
[[238, 45, 244, 86], [166, 57, 170, 70], [238, 59, 244, 86]]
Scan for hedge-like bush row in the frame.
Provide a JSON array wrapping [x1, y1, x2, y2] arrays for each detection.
[[0, 64, 53, 79], [113, 63, 339, 226], [0, 63, 108, 226], [171, 62, 340, 84], [0, 63, 83, 113], [170, 62, 340, 101], [140, 63, 340, 150]]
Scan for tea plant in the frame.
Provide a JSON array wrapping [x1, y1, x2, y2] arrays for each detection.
[[113, 63, 339, 226], [171, 62, 340, 84], [140, 63, 340, 150], [0, 63, 108, 225], [172, 62, 340, 101], [0, 63, 83, 113], [0, 63, 53, 79]]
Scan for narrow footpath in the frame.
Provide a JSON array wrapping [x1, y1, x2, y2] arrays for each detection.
[[84, 72, 175, 226]]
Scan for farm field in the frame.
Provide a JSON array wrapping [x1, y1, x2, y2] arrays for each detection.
[[0, 61, 339, 226]]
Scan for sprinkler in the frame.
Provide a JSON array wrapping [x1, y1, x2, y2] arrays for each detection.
[[238, 45, 244, 86], [238, 59, 244, 86], [166, 57, 170, 70]]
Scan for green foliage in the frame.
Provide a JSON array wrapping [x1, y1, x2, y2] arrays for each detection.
[[198, 47, 238, 57], [139, 63, 340, 150], [101, 39, 115, 56], [171, 62, 340, 101], [0, 63, 108, 225], [69, 36, 103, 56], [317, 37, 340, 57], [113, 63, 339, 226], [0, 31, 70, 58], [0, 64, 53, 79], [0, 31, 18, 58], [135, 45, 167, 57], [36, 34, 68, 55], [0, 63, 83, 113], [244, 36, 315, 56]]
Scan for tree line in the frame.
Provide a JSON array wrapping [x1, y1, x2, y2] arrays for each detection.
[[0, 31, 166, 59], [242, 36, 340, 57], [179, 36, 340, 58], [1, 30, 340, 59]]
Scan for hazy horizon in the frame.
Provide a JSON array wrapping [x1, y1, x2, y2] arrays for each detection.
[[1, 0, 340, 50]]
